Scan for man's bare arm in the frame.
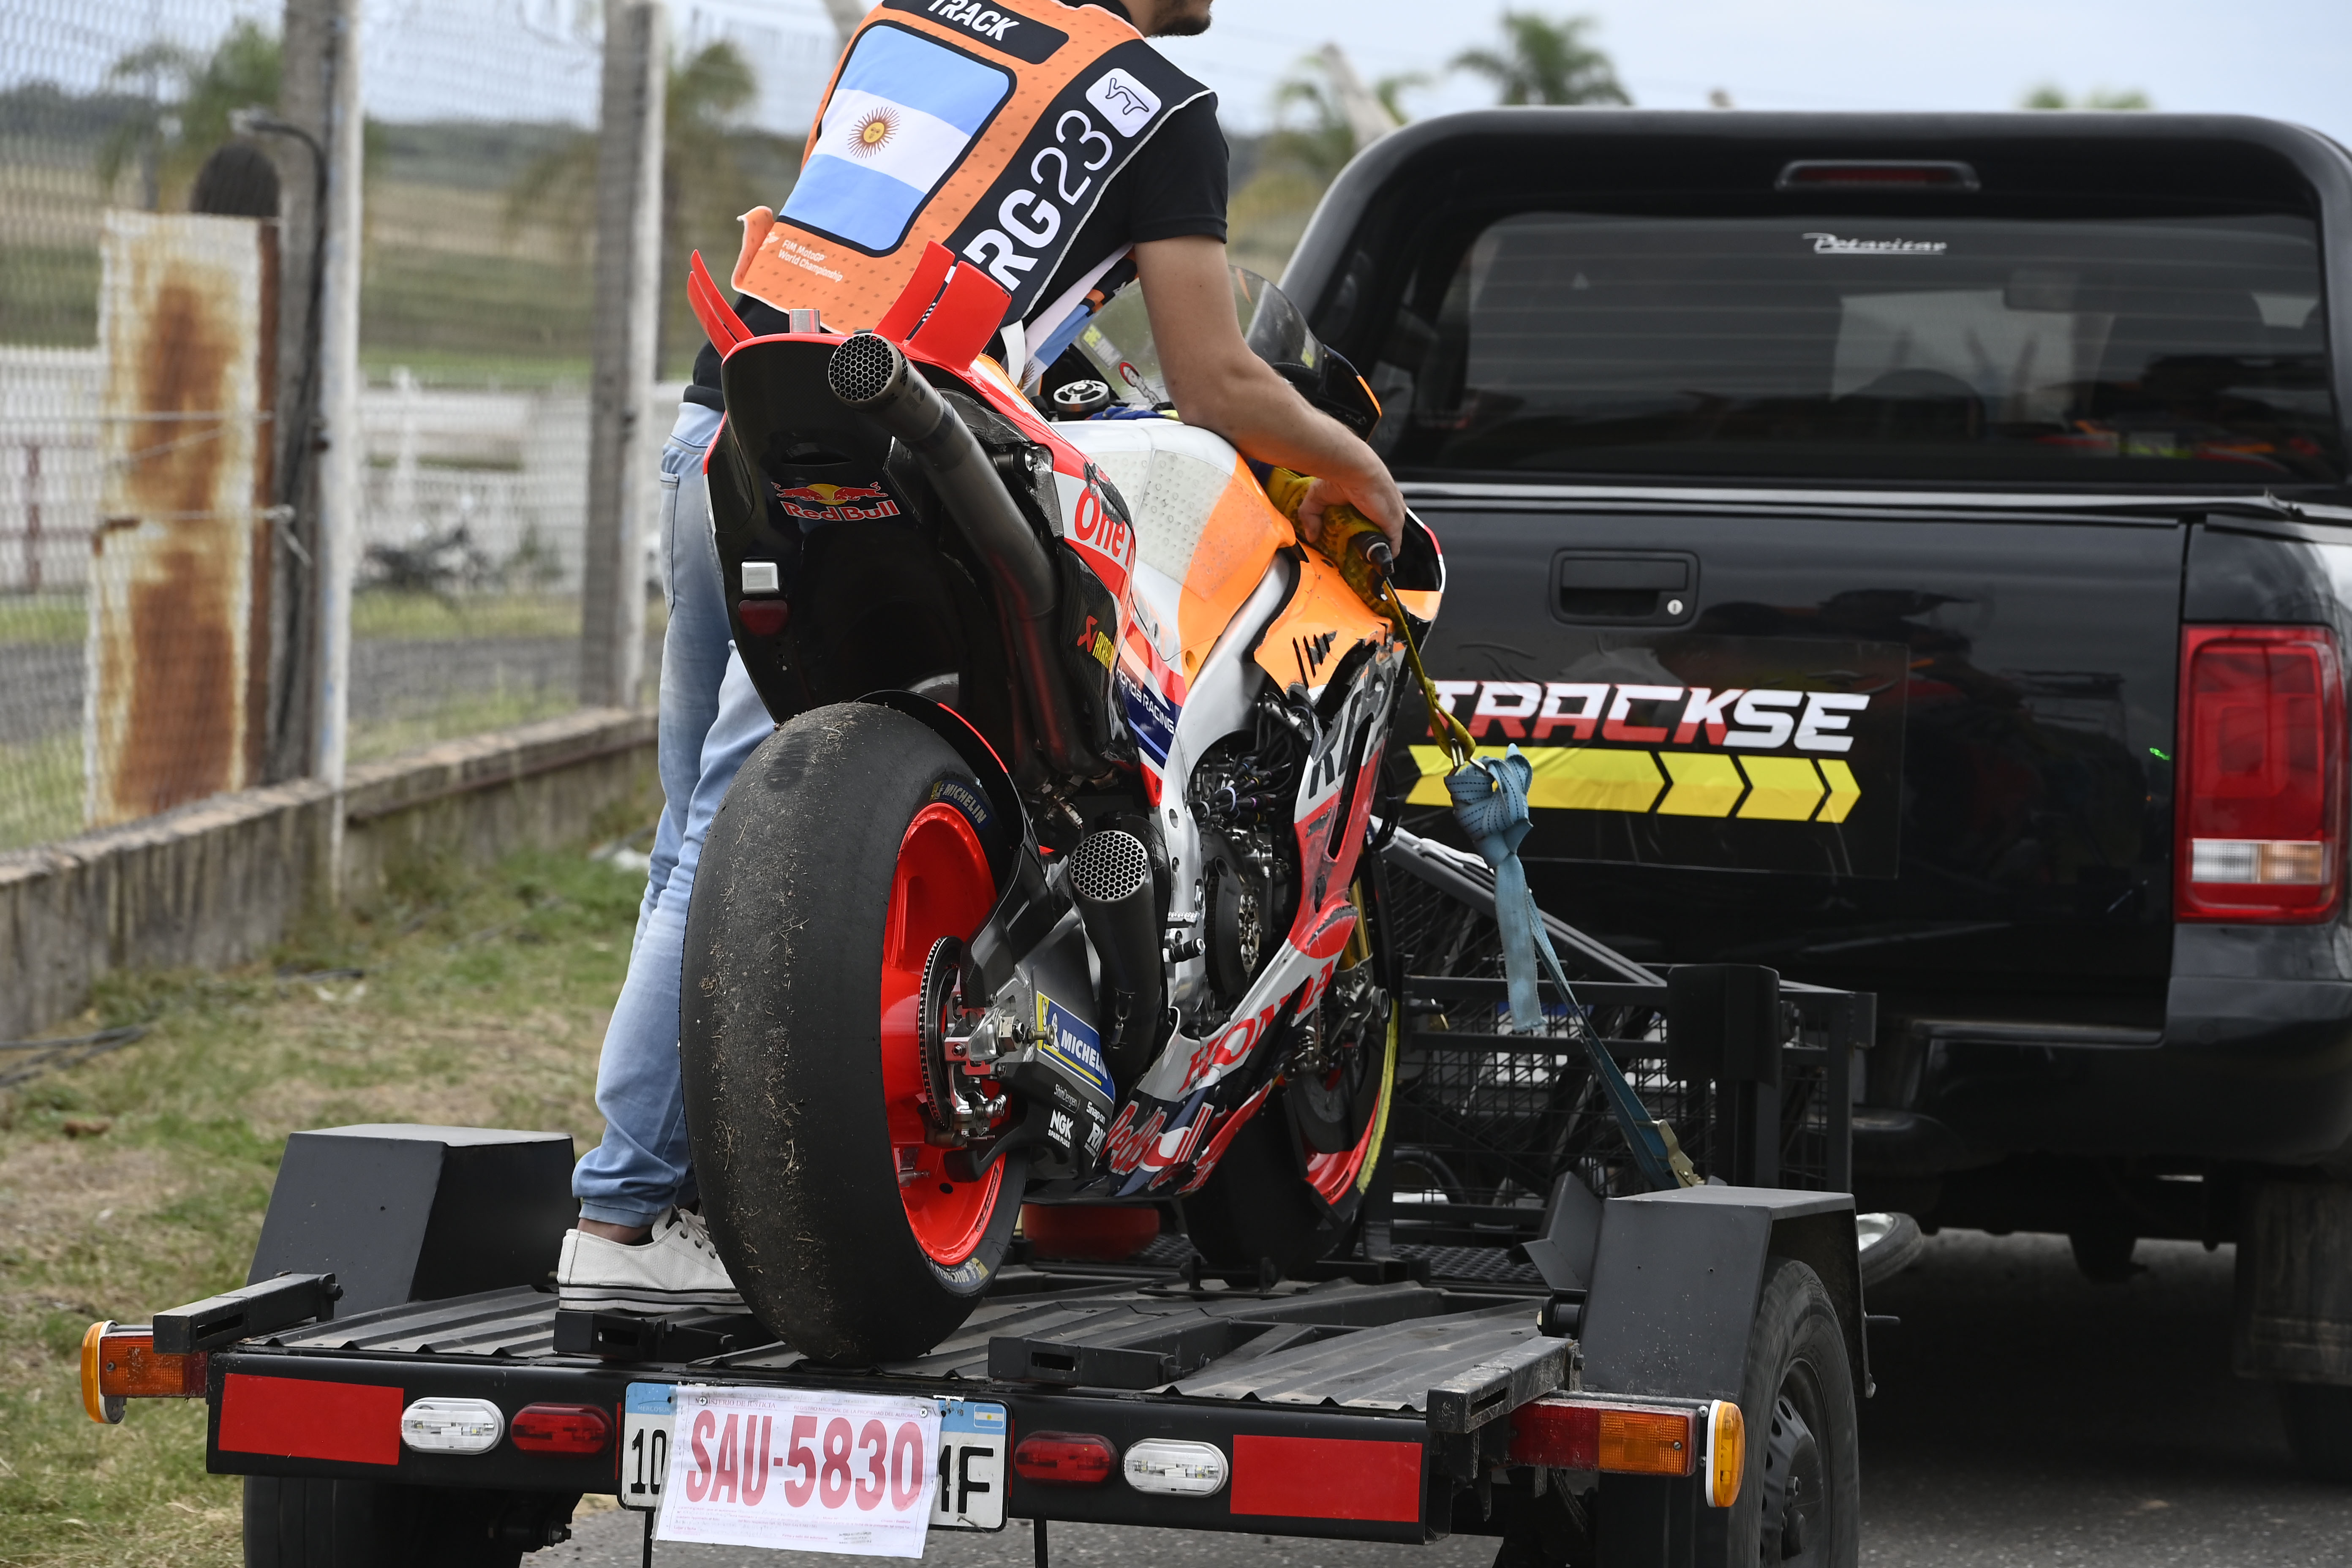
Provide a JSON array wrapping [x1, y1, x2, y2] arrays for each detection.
[[1134, 234, 1405, 548]]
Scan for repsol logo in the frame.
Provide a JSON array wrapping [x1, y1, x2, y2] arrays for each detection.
[[1434, 680, 1868, 753]]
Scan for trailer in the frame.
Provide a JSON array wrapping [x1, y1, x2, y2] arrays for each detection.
[[79, 835, 1885, 1568]]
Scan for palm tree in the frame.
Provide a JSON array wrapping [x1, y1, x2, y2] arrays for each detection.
[[98, 19, 281, 208], [1451, 13, 1630, 107], [509, 38, 784, 374], [1266, 54, 1362, 188], [2022, 84, 2151, 110]]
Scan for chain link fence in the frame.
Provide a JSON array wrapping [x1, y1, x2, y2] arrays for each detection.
[[0, 0, 831, 852]]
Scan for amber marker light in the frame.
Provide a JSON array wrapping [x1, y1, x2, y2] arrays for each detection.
[[1707, 1400, 1747, 1508], [82, 1322, 204, 1424], [1508, 1395, 1699, 1478]]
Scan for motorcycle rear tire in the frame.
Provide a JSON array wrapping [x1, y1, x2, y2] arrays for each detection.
[[682, 702, 1024, 1364]]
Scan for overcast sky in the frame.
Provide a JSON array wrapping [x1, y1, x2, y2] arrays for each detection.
[[1160, 0, 2352, 144], [20, 0, 2351, 151]]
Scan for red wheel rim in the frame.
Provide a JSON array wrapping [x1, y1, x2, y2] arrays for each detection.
[[879, 802, 1003, 1266]]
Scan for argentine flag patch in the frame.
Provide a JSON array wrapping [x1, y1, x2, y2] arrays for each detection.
[[782, 26, 1012, 253]]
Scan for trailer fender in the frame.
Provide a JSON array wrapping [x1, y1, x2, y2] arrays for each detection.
[[1576, 1186, 1868, 1406], [247, 1125, 577, 1315]]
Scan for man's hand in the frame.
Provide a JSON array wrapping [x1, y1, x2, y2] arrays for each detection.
[[1134, 235, 1405, 550]]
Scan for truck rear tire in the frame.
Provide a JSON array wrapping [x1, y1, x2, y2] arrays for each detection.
[[682, 704, 1024, 1363], [2278, 1382, 2352, 1482], [1727, 1258, 1860, 1568], [243, 1478, 572, 1567]]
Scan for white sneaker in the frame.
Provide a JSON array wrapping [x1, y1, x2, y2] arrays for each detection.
[[557, 1208, 745, 1314]]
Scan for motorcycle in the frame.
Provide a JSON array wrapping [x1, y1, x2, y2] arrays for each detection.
[[677, 245, 1446, 1362]]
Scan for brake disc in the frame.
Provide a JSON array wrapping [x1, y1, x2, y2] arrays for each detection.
[[917, 936, 990, 1146]]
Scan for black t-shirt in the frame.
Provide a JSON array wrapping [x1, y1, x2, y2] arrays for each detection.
[[689, 2, 1225, 404]]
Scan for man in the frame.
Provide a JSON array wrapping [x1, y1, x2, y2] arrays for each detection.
[[557, 0, 1405, 1312]]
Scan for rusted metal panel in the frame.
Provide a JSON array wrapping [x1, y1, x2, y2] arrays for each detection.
[[87, 211, 273, 828]]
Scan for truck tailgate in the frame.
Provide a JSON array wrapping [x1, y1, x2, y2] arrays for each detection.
[[1402, 499, 2183, 1025]]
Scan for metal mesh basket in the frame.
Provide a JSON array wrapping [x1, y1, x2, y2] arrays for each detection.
[[1374, 838, 1855, 1262]]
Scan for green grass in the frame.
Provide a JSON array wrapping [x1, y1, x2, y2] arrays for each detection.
[[360, 245, 592, 380], [349, 591, 582, 642], [0, 822, 659, 1568], [0, 732, 82, 853], [348, 687, 596, 766], [0, 594, 84, 647], [0, 245, 100, 348]]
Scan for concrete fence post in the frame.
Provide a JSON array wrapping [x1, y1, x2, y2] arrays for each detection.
[[270, 0, 364, 901], [580, 0, 668, 711]]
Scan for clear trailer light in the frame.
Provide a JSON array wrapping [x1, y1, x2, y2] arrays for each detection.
[[401, 1396, 504, 1454], [1122, 1438, 1228, 1496]]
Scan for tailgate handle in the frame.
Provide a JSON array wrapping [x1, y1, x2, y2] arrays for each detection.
[[1557, 559, 1688, 590], [1553, 552, 1698, 624]]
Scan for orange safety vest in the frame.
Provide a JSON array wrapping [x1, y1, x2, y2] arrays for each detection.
[[735, 0, 1209, 334]]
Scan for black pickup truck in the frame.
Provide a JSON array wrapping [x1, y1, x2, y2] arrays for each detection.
[[1285, 109, 2352, 1475]]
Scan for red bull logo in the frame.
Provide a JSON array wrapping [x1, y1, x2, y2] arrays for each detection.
[[772, 480, 901, 523]]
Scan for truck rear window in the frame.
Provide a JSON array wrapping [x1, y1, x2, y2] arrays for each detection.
[[1373, 212, 2338, 485]]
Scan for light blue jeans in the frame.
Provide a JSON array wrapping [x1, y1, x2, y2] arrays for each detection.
[[573, 403, 776, 1228]]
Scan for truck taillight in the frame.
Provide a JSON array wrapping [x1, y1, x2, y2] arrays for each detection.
[[2178, 626, 2346, 923]]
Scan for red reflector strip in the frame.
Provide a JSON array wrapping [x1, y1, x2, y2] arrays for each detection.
[[511, 1402, 612, 1455], [1229, 1435, 1422, 1523], [218, 1373, 403, 1466]]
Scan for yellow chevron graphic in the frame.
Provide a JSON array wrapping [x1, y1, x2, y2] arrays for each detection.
[[1736, 756, 1826, 820], [1656, 751, 1745, 816], [1817, 759, 1862, 823], [1407, 745, 1860, 823]]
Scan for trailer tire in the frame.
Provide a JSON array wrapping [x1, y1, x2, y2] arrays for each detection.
[[243, 1478, 572, 1566], [2278, 1382, 2352, 1482], [1727, 1258, 1860, 1568], [682, 704, 1024, 1363]]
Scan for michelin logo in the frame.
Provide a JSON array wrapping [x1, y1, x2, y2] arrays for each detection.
[[1037, 994, 1113, 1099]]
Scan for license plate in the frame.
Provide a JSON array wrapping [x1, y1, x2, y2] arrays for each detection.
[[621, 1383, 675, 1512], [621, 1383, 1007, 1533]]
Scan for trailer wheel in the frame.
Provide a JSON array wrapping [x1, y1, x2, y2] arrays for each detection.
[[1729, 1258, 1860, 1568], [2278, 1382, 2352, 1481], [243, 1478, 574, 1566], [682, 704, 1024, 1363]]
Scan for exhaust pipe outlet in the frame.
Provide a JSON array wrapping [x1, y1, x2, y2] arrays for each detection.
[[827, 332, 1089, 774], [1068, 828, 1164, 1085]]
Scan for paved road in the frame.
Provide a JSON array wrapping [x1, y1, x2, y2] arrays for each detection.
[[550, 1232, 2352, 1568]]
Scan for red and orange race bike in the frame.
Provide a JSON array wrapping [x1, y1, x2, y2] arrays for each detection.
[[678, 245, 1446, 1362]]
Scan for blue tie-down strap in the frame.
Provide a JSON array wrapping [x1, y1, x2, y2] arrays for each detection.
[[1446, 749, 1540, 1029], [1447, 746, 1694, 1191]]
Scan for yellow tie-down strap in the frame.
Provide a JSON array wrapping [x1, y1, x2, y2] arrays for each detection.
[[1407, 746, 1861, 823]]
